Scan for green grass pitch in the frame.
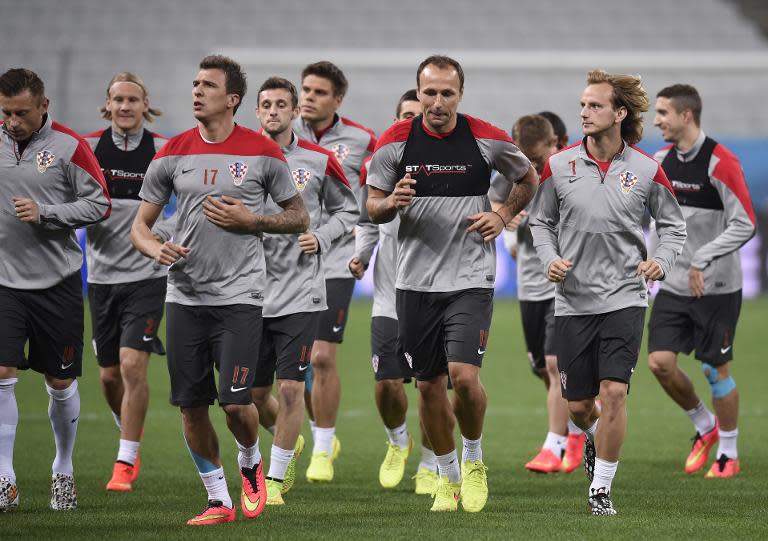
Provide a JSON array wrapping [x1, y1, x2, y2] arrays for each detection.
[[4, 298, 768, 540]]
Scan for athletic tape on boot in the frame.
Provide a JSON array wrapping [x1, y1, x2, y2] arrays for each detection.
[[702, 363, 736, 398]]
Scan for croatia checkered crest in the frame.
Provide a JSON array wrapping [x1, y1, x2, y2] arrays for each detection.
[[332, 143, 350, 163], [36, 150, 55, 173], [371, 354, 379, 374], [292, 168, 312, 191], [619, 170, 639, 193], [228, 161, 248, 186]]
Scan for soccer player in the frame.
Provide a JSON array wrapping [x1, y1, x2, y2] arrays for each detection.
[[83, 72, 171, 491], [538, 111, 570, 150], [131, 55, 309, 525], [367, 55, 538, 512], [0, 68, 111, 511], [351, 89, 440, 493], [251, 76, 358, 500], [293, 61, 377, 480], [648, 84, 755, 478], [490, 114, 572, 474], [529, 70, 687, 515]]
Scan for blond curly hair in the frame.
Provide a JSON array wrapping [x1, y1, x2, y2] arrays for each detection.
[[586, 69, 648, 145]]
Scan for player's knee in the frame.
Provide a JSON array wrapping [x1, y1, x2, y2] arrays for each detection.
[[376, 378, 403, 395], [250, 386, 272, 408], [277, 380, 304, 409], [648, 352, 675, 378], [221, 402, 251, 419], [568, 399, 594, 421], [598, 380, 628, 407], [99, 367, 121, 389], [120, 357, 148, 389], [702, 363, 736, 398], [311, 349, 334, 371]]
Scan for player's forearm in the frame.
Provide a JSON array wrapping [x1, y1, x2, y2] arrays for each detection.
[[131, 220, 163, 260], [366, 195, 397, 224], [256, 195, 309, 234], [497, 168, 537, 224]]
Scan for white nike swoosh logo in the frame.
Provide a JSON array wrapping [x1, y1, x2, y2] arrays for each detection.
[[477, 348, 486, 355], [298, 364, 309, 371], [332, 325, 343, 333], [230, 385, 248, 393], [721, 345, 732, 354], [631, 367, 635, 373], [142, 335, 154, 342], [61, 362, 73, 370]]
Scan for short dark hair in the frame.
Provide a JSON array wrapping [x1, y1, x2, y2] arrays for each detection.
[[199, 55, 247, 114], [512, 115, 555, 155], [395, 89, 419, 118], [0, 68, 45, 102], [301, 61, 348, 98], [657, 84, 702, 126], [537, 111, 568, 149], [416, 55, 464, 90], [258, 77, 298, 108]]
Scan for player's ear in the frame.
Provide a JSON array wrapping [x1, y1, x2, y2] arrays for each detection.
[[228, 93, 241, 111]]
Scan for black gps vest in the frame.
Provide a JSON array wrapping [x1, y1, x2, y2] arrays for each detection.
[[396, 114, 491, 198], [661, 137, 723, 211], [94, 128, 156, 200]]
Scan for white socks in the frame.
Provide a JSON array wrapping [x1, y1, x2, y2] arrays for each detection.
[[584, 418, 599, 443], [116, 439, 140, 466], [543, 431, 566, 456], [267, 444, 294, 481], [686, 401, 716, 435], [236, 439, 262, 470], [0, 379, 18, 483], [47, 380, 80, 476], [314, 427, 335, 455], [385, 422, 410, 450], [717, 428, 738, 459], [200, 467, 232, 508], [590, 458, 618, 495], [309, 420, 317, 442], [436, 450, 461, 483], [461, 435, 482, 463], [567, 418, 584, 436], [418, 446, 437, 473]]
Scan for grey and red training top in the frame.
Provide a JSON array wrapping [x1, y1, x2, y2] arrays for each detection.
[[139, 125, 298, 307], [530, 139, 687, 316], [654, 131, 755, 296], [294, 114, 376, 279], [84, 127, 173, 285], [0, 114, 111, 289], [262, 133, 358, 318], [366, 114, 531, 293]]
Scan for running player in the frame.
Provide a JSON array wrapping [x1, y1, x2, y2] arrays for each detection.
[[648, 84, 755, 478], [252, 76, 357, 500], [83, 72, 172, 491], [530, 70, 687, 515], [293, 61, 377, 481], [530, 111, 587, 471], [131, 55, 309, 525], [351, 89, 439, 493], [489, 114, 570, 474], [0, 68, 111, 511], [367, 55, 538, 512]]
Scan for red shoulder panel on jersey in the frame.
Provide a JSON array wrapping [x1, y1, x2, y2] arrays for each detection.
[[154, 125, 286, 162], [359, 155, 372, 185], [83, 129, 106, 139], [652, 164, 675, 195], [712, 144, 756, 225], [297, 138, 351, 187], [464, 115, 512, 143], [374, 118, 413, 151], [340, 117, 377, 138], [540, 159, 553, 182]]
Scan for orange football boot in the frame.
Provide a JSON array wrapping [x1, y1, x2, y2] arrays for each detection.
[[685, 422, 719, 474], [561, 432, 586, 473], [106, 462, 135, 492], [186, 500, 236, 526], [525, 448, 562, 473], [705, 455, 740, 479], [240, 462, 266, 519]]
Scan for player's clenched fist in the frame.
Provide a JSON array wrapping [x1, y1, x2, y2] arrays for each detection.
[[547, 258, 573, 283], [155, 241, 190, 266], [298, 232, 320, 254], [390, 173, 416, 209], [636, 259, 664, 281]]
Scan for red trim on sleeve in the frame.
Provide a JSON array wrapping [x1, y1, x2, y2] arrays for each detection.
[[464, 115, 512, 143], [57, 127, 112, 219], [540, 159, 553, 183], [652, 164, 676, 195], [712, 144, 756, 225], [154, 125, 286, 161], [340, 116, 377, 139], [359, 155, 372, 186], [297, 138, 351, 188], [374, 118, 413, 151]]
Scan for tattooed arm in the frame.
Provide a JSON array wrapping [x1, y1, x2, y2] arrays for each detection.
[[203, 194, 309, 234], [254, 194, 309, 234], [495, 166, 538, 225]]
